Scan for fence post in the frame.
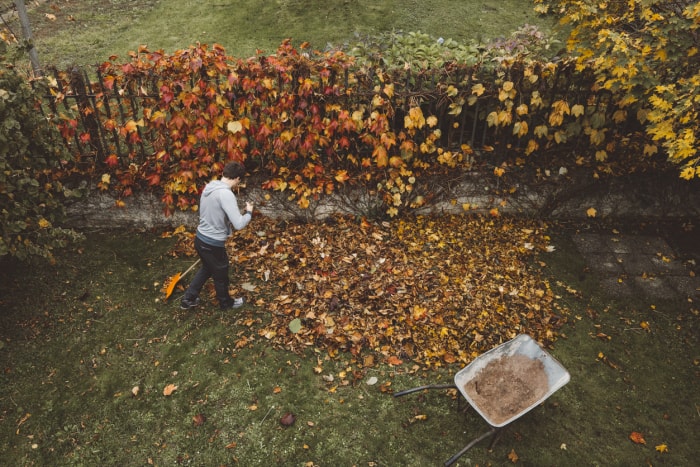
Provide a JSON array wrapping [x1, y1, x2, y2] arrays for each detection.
[[70, 67, 106, 161], [14, 0, 41, 77]]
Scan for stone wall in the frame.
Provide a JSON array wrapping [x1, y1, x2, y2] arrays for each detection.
[[65, 171, 700, 230]]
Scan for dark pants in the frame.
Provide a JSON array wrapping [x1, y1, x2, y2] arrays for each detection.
[[184, 236, 231, 306]]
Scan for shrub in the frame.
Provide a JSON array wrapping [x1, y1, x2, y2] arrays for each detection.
[[0, 40, 83, 263]]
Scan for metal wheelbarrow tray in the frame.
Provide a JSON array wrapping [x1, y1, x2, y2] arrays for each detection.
[[394, 334, 570, 466]]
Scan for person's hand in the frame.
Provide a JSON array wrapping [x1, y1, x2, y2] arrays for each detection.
[[245, 201, 254, 213]]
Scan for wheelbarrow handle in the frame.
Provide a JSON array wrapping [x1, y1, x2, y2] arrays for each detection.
[[393, 383, 457, 397]]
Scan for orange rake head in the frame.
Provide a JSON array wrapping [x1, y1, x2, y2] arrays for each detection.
[[164, 259, 200, 300]]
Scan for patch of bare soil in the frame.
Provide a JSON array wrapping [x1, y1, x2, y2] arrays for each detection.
[[464, 354, 549, 426]]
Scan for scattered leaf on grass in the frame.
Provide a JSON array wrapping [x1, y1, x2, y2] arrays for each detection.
[[163, 384, 177, 396], [366, 376, 378, 385], [280, 412, 296, 426], [192, 413, 206, 427], [508, 448, 519, 463], [629, 431, 646, 444], [656, 443, 668, 453]]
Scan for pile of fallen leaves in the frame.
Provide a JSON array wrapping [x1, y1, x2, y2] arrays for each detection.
[[168, 214, 565, 368]]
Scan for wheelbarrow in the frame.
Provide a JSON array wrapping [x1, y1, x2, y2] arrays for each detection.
[[394, 334, 570, 466]]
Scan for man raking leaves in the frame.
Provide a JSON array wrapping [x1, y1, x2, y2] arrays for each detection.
[[180, 161, 254, 310]]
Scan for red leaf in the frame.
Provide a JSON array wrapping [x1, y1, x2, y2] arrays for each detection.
[[105, 154, 119, 167]]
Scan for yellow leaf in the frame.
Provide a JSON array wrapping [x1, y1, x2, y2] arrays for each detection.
[[383, 83, 394, 98], [124, 120, 138, 132], [408, 107, 426, 129], [513, 120, 528, 137], [335, 170, 350, 183], [525, 139, 539, 155], [373, 145, 388, 167], [587, 207, 597, 218], [486, 111, 498, 127], [655, 443, 668, 453], [571, 104, 585, 117], [643, 144, 658, 156], [471, 83, 485, 96], [680, 167, 696, 180], [654, 49, 667, 61]]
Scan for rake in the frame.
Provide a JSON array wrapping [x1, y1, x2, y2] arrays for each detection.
[[164, 259, 200, 300]]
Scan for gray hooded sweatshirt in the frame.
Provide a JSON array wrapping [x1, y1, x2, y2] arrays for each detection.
[[196, 180, 251, 247]]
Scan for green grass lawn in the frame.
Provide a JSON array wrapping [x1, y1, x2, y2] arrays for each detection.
[[15, 0, 556, 68], [2, 2, 698, 465], [0, 220, 697, 466]]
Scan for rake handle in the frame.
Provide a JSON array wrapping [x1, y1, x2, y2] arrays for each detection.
[[181, 258, 201, 278]]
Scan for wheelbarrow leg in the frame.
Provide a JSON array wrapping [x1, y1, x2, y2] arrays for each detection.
[[444, 427, 500, 467], [487, 426, 505, 450]]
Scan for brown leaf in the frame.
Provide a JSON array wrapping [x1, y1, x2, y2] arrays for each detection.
[[280, 412, 296, 426], [192, 413, 206, 427]]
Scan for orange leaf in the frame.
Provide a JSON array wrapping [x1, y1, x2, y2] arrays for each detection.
[[387, 355, 403, 366], [373, 145, 388, 167], [629, 431, 646, 444], [508, 448, 519, 463], [163, 384, 178, 396]]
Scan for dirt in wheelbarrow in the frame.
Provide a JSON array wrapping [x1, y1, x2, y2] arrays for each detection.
[[464, 354, 549, 426]]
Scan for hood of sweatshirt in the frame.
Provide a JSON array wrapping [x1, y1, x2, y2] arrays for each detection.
[[202, 180, 230, 197]]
